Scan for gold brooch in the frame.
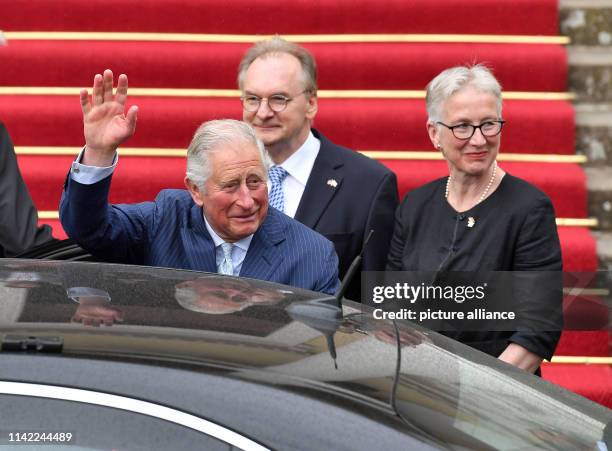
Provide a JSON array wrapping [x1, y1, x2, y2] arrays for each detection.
[[467, 217, 476, 228]]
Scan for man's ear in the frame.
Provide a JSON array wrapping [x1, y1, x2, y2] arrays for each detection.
[[185, 177, 204, 207], [305, 93, 318, 121], [426, 121, 440, 150]]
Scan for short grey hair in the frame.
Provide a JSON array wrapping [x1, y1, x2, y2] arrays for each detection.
[[237, 36, 318, 94], [425, 64, 503, 124], [186, 119, 271, 189]]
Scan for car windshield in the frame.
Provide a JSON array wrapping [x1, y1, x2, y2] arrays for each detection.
[[0, 259, 610, 451]]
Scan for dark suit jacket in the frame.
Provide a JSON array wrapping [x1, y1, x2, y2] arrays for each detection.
[[294, 129, 398, 301], [0, 122, 53, 257], [59, 175, 340, 295], [386, 175, 563, 361]]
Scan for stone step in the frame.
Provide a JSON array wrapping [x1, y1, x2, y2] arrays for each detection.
[[567, 47, 612, 102], [594, 231, 612, 270], [562, 1, 612, 104], [575, 103, 612, 166], [573, 102, 612, 235], [561, 1, 612, 238], [585, 167, 612, 232], [560, 0, 612, 46]]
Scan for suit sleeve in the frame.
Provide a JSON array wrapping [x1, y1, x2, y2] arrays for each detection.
[[0, 123, 53, 256], [59, 174, 157, 264], [386, 198, 408, 271], [508, 197, 563, 360], [362, 171, 399, 271], [315, 241, 341, 296]]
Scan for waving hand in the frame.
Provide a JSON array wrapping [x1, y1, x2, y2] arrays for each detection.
[[80, 69, 138, 166]]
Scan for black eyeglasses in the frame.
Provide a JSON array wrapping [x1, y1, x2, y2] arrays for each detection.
[[241, 91, 309, 113], [437, 120, 505, 140]]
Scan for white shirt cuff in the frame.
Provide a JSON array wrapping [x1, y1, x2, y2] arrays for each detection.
[[70, 146, 118, 185]]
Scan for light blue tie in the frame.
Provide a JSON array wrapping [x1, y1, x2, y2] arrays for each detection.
[[218, 242, 234, 275], [268, 166, 289, 212]]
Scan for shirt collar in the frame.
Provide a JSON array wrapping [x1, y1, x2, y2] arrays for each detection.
[[277, 131, 320, 186], [203, 215, 253, 252]]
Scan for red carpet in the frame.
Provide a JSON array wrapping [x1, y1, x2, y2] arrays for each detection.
[[556, 332, 611, 357], [18, 156, 587, 218], [382, 161, 587, 218], [557, 227, 598, 272], [0, 41, 568, 92], [541, 364, 612, 408], [0, 96, 576, 154], [1, 0, 560, 35]]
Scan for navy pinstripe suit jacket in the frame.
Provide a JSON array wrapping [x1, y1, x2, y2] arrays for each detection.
[[59, 175, 340, 295]]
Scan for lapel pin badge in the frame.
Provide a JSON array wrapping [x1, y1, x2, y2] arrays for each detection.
[[327, 179, 338, 188], [467, 217, 476, 228]]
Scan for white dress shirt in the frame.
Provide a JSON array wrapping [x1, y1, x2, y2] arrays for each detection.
[[69, 147, 118, 184], [268, 131, 320, 218]]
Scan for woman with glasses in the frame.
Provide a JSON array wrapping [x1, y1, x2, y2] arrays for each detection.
[[386, 65, 562, 374]]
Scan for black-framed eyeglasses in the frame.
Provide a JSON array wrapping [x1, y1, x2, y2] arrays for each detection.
[[241, 91, 309, 113], [437, 120, 505, 140]]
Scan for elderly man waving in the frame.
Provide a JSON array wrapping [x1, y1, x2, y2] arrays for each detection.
[[60, 70, 340, 295]]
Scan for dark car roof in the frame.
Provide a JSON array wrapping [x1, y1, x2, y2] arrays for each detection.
[[0, 259, 610, 450]]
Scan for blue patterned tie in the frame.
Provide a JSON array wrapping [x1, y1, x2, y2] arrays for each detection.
[[218, 242, 234, 275], [268, 166, 289, 212]]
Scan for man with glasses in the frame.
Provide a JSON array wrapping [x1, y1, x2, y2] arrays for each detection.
[[60, 70, 340, 296], [238, 37, 398, 302]]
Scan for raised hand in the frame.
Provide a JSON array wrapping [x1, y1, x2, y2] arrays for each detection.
[[80, 69, 138, 166]]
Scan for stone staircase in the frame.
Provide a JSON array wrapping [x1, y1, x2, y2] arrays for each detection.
[[560, 0, 612, 271]]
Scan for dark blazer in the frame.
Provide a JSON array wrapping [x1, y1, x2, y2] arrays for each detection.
[[0, 122, 53, 257], [387, 174, 563, 361], [59, 175, 340, 295], [294, 129, 398, 302]]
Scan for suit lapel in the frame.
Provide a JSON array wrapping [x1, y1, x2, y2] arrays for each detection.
[[181, 204, 217, 272], [241, 209, 286, 280], [294, 129, 344, 228]]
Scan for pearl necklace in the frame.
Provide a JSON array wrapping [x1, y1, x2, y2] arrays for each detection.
[[445, 161, 497, 204]]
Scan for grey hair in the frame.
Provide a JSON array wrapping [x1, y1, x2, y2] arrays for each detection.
[[237, 36, 317, 94], [185, 119, 271, 189], [425, 64, 503, 124]]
